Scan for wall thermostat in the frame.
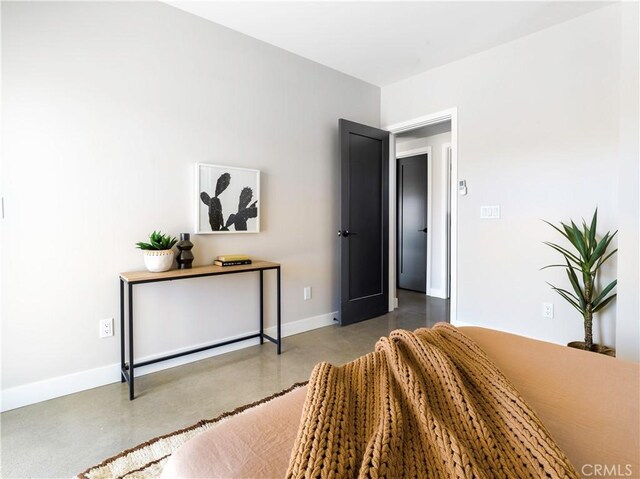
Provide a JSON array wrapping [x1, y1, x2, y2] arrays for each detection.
[[458, 180, 467, 196]]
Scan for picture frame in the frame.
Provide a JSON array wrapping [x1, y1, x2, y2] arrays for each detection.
[[195, 163, 260, 234]]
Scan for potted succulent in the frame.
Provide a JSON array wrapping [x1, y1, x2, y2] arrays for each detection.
[[542, 209, 617, 356], [136, 231, 178, 273]]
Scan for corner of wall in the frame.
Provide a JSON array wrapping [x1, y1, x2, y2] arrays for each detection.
[[614, 1, 640, 362]]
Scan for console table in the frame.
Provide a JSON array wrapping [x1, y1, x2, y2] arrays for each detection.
[[119, 260, 281, 400]]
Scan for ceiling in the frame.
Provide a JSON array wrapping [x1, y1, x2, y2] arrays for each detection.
[[167, 1, 608, 87]]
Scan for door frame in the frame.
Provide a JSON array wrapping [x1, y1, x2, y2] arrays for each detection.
[[442, 142, 452, 299], [396, 147, 433, 296], [384, 107, 458, 324]]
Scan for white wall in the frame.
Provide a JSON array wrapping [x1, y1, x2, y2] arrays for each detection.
[[615, 2, 640, 362], [396, 131, 451, 298], [382, 4, 637, 354], [1, 1, 380, 409]]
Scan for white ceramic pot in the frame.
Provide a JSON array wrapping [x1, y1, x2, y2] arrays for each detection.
[[143, 250, 174, 272]]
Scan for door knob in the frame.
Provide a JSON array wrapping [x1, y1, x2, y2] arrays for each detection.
[[338, 230, 356, 237], [418, 228, 428, 233]]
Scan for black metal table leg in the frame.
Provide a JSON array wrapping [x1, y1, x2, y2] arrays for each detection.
[[259, 270, 264, 344], [128, 283, 134, 400], [120, 279, 125, 383], [119, 262, 282, 399], [276, 266, 281, 354]]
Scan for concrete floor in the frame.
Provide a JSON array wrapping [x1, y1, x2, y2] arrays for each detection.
[[1, 290, 448, 478]]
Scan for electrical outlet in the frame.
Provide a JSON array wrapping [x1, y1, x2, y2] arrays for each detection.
[[542, 303, 554, 319], [303, 286, 312, 301], [100, 318, 114, 338]]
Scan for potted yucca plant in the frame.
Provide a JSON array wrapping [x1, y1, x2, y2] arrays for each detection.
[[136, 231, 177, 273], [542, 209, 617, 356]]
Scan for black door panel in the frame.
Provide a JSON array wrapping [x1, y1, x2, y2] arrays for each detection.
[[397, 155, 428, 293], [339, 119, 389, 325]]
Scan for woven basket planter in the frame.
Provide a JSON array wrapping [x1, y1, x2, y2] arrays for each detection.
[[567, 341, 616, 357]]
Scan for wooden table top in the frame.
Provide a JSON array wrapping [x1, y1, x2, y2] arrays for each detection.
[[120, 260, 280, 283]]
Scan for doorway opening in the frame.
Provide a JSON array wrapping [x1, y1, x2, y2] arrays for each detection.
[[385, 109, 458, 324]]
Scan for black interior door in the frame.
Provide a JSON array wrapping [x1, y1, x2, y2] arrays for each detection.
[[339, 119, 389, 326], [397, 154, 428, 293]]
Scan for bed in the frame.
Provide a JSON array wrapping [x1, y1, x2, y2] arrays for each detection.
[[161, 326, 640, 478]]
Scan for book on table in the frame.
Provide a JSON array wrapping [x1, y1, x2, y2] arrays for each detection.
[[216, 254, 250, 262], [214, 257, 252, 266]]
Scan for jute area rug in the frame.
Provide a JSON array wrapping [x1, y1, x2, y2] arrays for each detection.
[[76, 382, 307, 479]]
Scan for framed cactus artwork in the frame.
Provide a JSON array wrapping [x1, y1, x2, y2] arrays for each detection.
[[195, 163, 260, 234]]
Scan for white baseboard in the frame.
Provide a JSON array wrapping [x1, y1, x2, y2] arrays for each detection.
[[428, 288, 448, 299], [264, 311, 336, 337], [0, 363, 121, 414], [1, 311, 337, 412]]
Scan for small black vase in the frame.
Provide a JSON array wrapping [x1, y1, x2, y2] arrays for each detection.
[[176, 233, 194, 269]]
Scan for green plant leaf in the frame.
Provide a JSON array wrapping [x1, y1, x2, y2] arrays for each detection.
[[593, 293, 616, 313], [595, 248, 618, 270], [547, 282, 580, 303], [548, 284, 582, 313], [589, 209, 598, 251], [566, 263, 586, 306], [138, 230, 176, 250], [543, 242, 581, 265], [591, 232, 616, 271], [588, 232, 610, 269], [167, 234, 177, 248], [592, 279, 617, 307], [562, 223, 581, 252], [543, 220, 572, 242], [595, 231, 617, 262], [570, 221, 588, 261], [540, 264, 583, 271], [581, 219, 591, 253]]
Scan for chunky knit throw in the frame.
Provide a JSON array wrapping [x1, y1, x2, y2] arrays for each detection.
[[286, 323, 578, 479]]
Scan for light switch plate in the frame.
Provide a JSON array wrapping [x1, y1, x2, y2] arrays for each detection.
[[480, 205, 500, 219]]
